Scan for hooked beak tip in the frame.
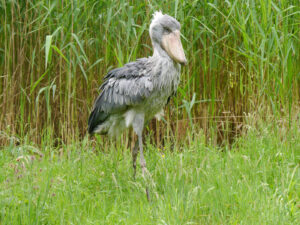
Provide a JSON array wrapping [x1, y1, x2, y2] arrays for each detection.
[[180, 59, 187, 66]]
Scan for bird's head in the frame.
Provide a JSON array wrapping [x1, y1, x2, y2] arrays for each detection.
[[149, 12, 187, 65]]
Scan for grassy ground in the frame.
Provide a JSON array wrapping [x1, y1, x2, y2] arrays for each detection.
[[1, 120, 299, 225], [1, 1, 299, 224]]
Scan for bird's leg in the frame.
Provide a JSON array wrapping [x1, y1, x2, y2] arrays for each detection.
[[132, 114, 146, 175], [132, 140, 138, 179], [132, 114, 150, 201], [133, 114, 148, 177], [137, 132, 150, 201], [138, 133, 147, 177]]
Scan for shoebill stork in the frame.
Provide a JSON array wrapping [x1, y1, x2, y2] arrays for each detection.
[[88, 12, 187, 177]]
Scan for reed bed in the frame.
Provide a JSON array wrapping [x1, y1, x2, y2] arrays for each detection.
[[0, 0, 299, 145]]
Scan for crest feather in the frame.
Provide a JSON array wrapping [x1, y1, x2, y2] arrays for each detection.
[[150, 11, 164, 27]]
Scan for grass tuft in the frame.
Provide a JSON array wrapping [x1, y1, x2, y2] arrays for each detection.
[[0, 120, 299, 224]]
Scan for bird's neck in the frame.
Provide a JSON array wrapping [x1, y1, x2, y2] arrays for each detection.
[[150, 42, 181, 94], [151, 42, 181, 77], [152, 42, 172, 61]]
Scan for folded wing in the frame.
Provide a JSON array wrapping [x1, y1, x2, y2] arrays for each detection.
[[88, 58, 154, 134]]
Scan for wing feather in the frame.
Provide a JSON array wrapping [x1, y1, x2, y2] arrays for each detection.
[[88, 58, 154, 134]]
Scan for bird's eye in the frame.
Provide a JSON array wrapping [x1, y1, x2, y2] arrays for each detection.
[[165, 27, 172, 33]]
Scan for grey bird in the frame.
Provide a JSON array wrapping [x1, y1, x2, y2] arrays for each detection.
[[88, 12, 187, 178]]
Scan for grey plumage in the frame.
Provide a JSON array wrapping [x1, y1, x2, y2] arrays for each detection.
[[88, 11, 187, 182], [88, 58, 154, 134], [88, 56, 180, 135]]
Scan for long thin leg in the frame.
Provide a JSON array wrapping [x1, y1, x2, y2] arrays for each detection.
[[132, 114, 150, 201], [132, 114, 146, 174], [138, 132, 150, 201], [132, 141, 138, 179], [138, 133, 147, 177]]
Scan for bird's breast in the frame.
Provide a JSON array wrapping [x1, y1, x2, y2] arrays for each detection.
[[141, 61, 181, 120]]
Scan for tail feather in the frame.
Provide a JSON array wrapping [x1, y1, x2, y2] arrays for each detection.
[[88, 108, 109, 134]]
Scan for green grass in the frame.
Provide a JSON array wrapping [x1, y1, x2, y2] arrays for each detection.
[[1, 121, 299, 224], [0, 1, 299, 223]]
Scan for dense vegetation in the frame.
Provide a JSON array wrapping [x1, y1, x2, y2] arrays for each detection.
[[0, 120, 299, 224], [0, 0, 299, 145], [0, 1, 299, 224]]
